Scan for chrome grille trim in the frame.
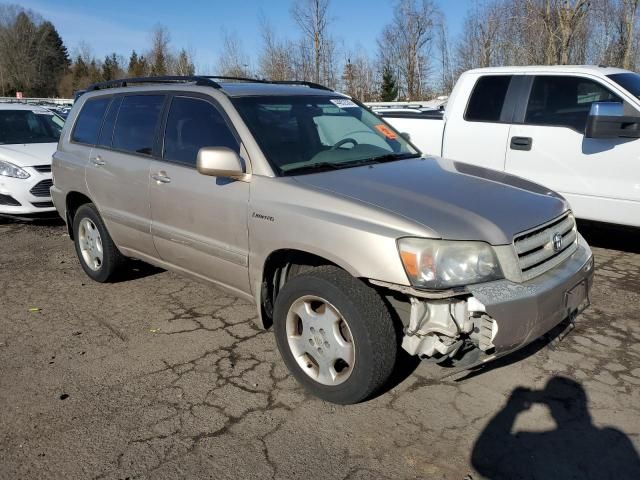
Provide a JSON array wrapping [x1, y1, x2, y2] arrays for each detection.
[[513, 212, 578, 281]]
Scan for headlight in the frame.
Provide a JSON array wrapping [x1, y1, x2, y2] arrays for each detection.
[[397, 238, 503, 289], [0, 160, 30, 179]]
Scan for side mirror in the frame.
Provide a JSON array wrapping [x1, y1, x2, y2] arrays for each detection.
[[585, 101, 640, 139], [400, 132, 411, 141], [196, 147, 246, 179]]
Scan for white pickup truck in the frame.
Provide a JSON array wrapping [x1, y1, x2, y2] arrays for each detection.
[[379, 66, 640, 228]]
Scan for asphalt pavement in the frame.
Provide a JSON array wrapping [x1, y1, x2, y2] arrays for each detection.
[[1, 218, 639, 479]]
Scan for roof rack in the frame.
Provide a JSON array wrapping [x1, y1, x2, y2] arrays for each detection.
[[200, 76, 333, 91], [85, 76, 222, 92], [83, 75, 334, 95]]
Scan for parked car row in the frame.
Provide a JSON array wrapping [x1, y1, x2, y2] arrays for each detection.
[[43, 75, 593, 404]]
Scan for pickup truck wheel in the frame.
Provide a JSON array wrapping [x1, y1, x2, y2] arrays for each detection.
[[273, 266, 397, 404], [72, 203, 124, 282]]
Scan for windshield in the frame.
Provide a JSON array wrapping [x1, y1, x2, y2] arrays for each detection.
[[232, 95, 420, 175], [0, 109, 64, 145], [607, 73, 640, 100]]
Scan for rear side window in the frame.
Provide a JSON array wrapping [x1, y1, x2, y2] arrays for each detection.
[[97, 96, 122, 148], [72, 97, 111, 144], [163, 97, 239, 167], [465, 76, 512, 122], [112, 95, 165, 155], [525, 76, 621, 132]]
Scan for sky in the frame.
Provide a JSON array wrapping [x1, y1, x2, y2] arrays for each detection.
[[18, 0, 475, 72]]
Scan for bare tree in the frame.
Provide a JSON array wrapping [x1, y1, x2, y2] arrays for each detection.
[[259, 19, 295, 80], [217, 31, 251, 77], [342, 48, 377, 101], [148, 24, 172, 75], [378, 0, 439, 100], [291, 0, 331, 83], [173, 48, 195, 76]]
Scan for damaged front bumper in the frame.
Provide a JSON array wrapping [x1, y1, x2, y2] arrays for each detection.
[[395, 235, 594, 369]]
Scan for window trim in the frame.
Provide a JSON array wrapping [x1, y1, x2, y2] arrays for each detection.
[[70, 94, 113, 147], [158, 92, 242, 170], [517, 74, 624, 134], [463, 75, 515, 124]]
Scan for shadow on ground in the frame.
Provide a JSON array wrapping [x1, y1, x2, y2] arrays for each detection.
[[471, 376, 640, 479], [578, 220, 640, 254]]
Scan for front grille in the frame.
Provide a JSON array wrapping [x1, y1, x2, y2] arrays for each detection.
[[31, 201, 54, 208], [33, 165, 51, 173], [29, 179, 53, 197], [0, 193, 21, 206], [514, 212, 578, 281]]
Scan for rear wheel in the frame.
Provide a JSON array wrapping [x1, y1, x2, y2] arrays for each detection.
[[72, 203, 124, 282], [273, 266, 397, 404]]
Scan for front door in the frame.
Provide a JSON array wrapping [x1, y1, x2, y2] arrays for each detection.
[[505, 75, 640, 227], [149, 94, 250, 295]]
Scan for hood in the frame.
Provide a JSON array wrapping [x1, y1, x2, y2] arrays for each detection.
[[0, 143, 57, 167], [293, 157, 569, 245]]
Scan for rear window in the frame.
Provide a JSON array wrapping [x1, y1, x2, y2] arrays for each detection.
[[72, 97, 111, 145], [112, 95, 165, 156], [465, 75, 512, 122]]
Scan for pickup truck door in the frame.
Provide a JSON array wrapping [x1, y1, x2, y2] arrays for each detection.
[[84, 94, 161, 257], [148, 94, 251, 295], [505, 75, 640, 227], [441, 74, 515, 171]]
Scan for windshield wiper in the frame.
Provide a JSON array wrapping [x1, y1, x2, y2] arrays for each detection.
[[363, 152, 421, 164], [281, 161, 346, 176], [281, 153, 421, 176]]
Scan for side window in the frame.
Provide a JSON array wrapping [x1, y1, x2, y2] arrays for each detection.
[[524, 76, 621, 132], [71, 97, 111, 145], [163, 97, 239, 167], [465, 75, 512, 122], [112, 95, 165, 155], [97, 96, 122, 148]]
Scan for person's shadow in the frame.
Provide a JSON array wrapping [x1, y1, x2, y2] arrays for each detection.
[[471, 376, 640, 479]]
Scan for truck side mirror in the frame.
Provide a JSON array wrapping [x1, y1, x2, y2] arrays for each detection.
[[585, 101, 640, 139], [196, 147, 246, 179]]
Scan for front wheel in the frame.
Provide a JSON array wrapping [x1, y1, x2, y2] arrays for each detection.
[[273, 266, 397, 404]]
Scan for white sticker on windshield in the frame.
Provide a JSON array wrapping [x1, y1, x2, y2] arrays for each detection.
[[33, 110, 53, 115], [330, 98, 358, 109]]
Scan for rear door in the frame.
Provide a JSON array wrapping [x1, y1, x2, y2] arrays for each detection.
[[149, 94, 250, 295], [505, 74, 640, 226], [85, 93, 165, 256], [442, 74, 515, 171]]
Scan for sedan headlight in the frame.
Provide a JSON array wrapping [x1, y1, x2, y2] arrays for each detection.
[[397, 238, 503, 289], [0, 160, 30, 179]]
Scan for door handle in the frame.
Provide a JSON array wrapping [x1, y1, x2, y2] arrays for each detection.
[[510, 136, 532, 151], [151, 172, 171, 184], [90, 155, 105, 166]]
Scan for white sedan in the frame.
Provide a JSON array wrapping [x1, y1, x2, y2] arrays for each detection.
[[0, 103, 64, 218]]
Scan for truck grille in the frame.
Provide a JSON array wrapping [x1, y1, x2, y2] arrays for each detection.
[[29, 179, 53, 197], [514, 212, 578, 281], [33, 165, 52, 173]]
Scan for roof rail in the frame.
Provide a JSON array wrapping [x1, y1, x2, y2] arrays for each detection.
[[85, 76, 222, 92], [83, 75, 334, 95], [201, 76, 333, 91]]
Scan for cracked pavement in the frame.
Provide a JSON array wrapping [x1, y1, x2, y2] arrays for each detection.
[[1, 220, 639, 479]]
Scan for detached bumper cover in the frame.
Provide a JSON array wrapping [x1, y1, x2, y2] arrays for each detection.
[[467, 236, 593, 354]]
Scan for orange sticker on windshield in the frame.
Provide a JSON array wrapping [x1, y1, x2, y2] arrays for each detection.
[[374, 124, 397, 140]]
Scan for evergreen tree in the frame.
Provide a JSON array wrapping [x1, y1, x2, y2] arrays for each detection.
[[102, 53, 120, 81], [128, 50, 147, 77], [175, 49, 195, 76], [380, 65, 398, 102]]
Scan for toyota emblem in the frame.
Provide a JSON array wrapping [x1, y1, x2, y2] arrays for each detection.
[[552, 233, 563, 252]]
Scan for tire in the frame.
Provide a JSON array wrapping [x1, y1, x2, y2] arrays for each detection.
[[273, 265, 397, 404], [72, 203, 124, 282]]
